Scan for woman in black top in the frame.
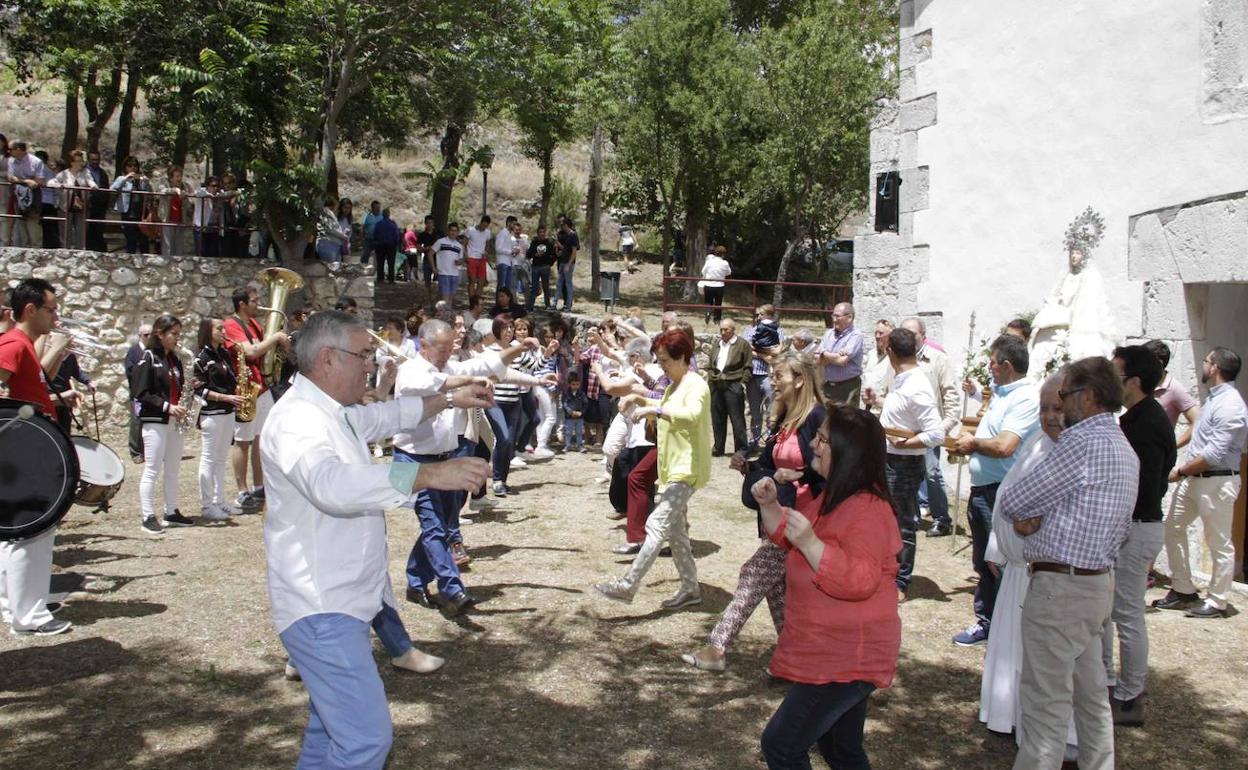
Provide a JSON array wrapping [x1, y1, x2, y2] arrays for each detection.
[[681, 350, 827, 672], [194, 317, 244, 521], [131, 313, 190, 533], [486, 286, 526, 320]]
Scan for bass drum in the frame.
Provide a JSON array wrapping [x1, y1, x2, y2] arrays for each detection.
[[0, 398, 79, 541], [72, 435, 125, 507]]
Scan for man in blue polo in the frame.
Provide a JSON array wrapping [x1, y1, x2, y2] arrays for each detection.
[[951, 334, 1039, 646], [815, 301, 865, 406]]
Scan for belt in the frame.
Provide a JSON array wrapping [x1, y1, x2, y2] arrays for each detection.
[[397, 448, 455, 461], [1029, 561, 1110, 576], [1194, 469, 1239, 478]]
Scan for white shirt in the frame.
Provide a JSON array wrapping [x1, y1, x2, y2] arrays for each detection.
[[374, 337, 417, 367], [495, 230, 518, 267], [433, 236, 463, 275], [261, 374, 429, 634], [392, 350, 508, 454], [465, 225, 491, 259], [716, 335, 739, 375], [880, 368, 944, 456], [701, 254, 732, 287]]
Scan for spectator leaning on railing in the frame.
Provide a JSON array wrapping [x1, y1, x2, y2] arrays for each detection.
[[159, 165, 194, 257], [111, 156, 153, 254], [48, 150, 98, 248], [5, 140, 46, 247]]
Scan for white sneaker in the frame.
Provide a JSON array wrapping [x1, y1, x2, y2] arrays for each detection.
[[531, 447, 555, 459], [217, 502, 243, 516], [510, 456, 527, 468], [200, 505, 229, 522], [392, 647, 444, 674]]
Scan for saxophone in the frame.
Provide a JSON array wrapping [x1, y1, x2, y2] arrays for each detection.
[[174, 347, 198, 434], [235, 343, 257, 423]]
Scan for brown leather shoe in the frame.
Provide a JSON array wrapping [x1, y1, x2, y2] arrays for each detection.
[[451, 542, 471, 568]]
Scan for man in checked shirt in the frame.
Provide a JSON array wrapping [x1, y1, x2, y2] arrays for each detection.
[[998, 357, 1139, 770]]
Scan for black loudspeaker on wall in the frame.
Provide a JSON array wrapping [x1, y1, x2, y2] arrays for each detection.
[[874, 171, 902, 233]]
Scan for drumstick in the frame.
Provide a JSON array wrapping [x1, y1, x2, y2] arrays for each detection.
[[0, 404, 36, 438]]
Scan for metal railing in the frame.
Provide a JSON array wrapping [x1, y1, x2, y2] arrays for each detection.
[[661, 274, 852, 319], [0, 181, 260, 258]]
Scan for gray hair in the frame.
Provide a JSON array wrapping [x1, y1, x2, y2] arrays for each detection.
[[901, 316, 926, 335], [419, 318, 452, 344], [295, 309, 365, 375], [625, 337, 652, 361], [465, 328, 483, 347], [793, 328, 813, 341]]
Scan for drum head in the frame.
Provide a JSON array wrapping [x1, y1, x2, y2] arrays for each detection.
[[72, 436, 125, 486], [0, 399, 78, 541]]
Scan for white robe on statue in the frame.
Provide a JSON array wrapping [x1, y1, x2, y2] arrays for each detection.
[[1029, 262, 1114, 368], [978, 432, 1077, 753]]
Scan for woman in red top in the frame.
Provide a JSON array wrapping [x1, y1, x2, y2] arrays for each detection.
[[682, 350, 826, 672], [754, 406, 901, 770]]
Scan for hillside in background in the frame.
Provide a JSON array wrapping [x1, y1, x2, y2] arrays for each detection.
[[0, 84, 622, 246]]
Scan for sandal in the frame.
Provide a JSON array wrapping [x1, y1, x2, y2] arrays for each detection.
[[680, 649, 726, 672]]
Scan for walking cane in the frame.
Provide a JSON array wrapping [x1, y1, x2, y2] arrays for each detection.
[[953, 310, 977, 554]]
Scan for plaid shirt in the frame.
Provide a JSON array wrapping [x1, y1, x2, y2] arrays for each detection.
[[579, 345, 603, 399], [999, 412, 1139, 570]]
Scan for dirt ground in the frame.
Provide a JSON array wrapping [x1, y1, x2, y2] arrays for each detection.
[[2, 429, 1246, 770]]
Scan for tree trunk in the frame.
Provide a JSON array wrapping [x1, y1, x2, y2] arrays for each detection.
[[684, 206, 708, 302], [326, 151, 339, 201], [431, 123, 462, 232], [113, 71, 141, 172], [85, 66, 123, 158], [537, 146, 554, 230], [772, 235, 803, 309], [586, 126, 604, 292], [210, 137, 227, 178], [61, 83, 80, 161]]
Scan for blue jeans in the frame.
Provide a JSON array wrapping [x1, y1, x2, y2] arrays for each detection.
[[513, 391, 539, 453], [746, 373, 773, 445], [280, 613, 393, 770], [497, 263, 513, 293], [528, 266, 552, 310], [885, 454, 926, 591], [485, 404, 516, 483], [761, 680, 876, 770], [514, 263, 530, 304], [564, 417, 584, 449], [370, 602, 412, 658], [968, 482, 1000, 629], [920, 447, 951, 526], [397, 451, 465, 598], [556, 262, 574, 309], [437, 274, 458, 300]]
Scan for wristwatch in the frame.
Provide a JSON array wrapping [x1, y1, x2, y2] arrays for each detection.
[[444, 391, 455, 409]]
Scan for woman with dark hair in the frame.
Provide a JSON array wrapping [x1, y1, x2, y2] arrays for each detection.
[[510, 316, 544, 458], [110, 155, 152, 254], [193, 317, 244, 522], [682, 350, 826, 672], [594, 328, 711, 609], [132, 314, 191, 534], [158, 164, 194, 256], [486, 286, 527, 320], [49, 150, 98, 248], [0, 134, 10, 246], [753, 406, 901, 770], [336, 197, 354, 260]]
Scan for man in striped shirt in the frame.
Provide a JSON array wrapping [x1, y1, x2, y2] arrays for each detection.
[[1000, 357, 1139, 770]]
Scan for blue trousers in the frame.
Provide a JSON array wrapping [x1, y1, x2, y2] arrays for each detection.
[[761, 680, 875, 770], [968, 482, 1000, 629], [370, 602, 412, 658], [746, 373, 773, 445], [556, 262, 574, 309], [280, 613, 393, 770], [397, 450, 465, 598], [917, 447, 952, 526], [885, 453, 926, 592], [486, 404, 517, 483], [497, 263, 514, 293]]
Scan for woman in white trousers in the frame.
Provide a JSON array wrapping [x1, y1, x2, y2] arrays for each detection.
[[194, 317, 244, 520], [131, 314, 191, 533]]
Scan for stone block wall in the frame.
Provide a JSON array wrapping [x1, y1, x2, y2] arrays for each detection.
[[2, 247, 374, 427]]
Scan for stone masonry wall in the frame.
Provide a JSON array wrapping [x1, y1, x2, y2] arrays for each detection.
[[2, 247, 374, 427]]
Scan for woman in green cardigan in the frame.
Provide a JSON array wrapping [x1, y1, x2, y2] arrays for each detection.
[[594, 328, 712, 609]]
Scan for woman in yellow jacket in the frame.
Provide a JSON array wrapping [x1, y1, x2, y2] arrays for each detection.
[[595, 328, 712, 610]]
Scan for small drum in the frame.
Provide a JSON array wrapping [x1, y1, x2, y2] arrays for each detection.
[[0, 398, 79, 541], [72, 435, 125, 507]]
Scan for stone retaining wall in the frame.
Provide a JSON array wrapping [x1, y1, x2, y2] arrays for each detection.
[[1, 248, 374, 427]]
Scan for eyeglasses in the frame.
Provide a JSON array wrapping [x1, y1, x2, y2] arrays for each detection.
[[332, 347, 375, 364], [813, 432, 830, 445], [1057, 387, 1086, 400]]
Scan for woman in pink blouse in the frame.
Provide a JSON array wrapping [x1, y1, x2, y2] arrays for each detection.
[[753, 406, 901, 770]]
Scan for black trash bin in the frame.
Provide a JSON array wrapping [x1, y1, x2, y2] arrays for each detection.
[[599, 270, 621, 311]]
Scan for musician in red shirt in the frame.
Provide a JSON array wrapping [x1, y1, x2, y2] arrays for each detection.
[[0, 278, 73, 636], [224, 285, 289, 511], [753, 406, 901, 770]]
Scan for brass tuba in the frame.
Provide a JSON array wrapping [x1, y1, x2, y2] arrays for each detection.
[[255, 266, 304, 385]]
